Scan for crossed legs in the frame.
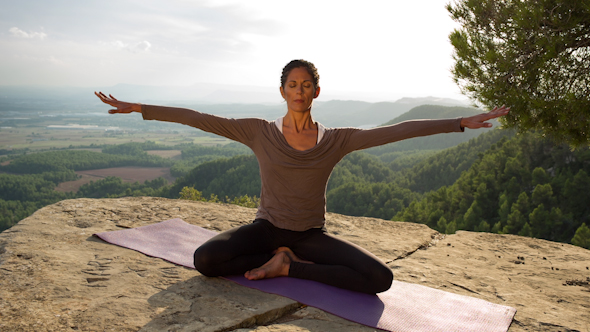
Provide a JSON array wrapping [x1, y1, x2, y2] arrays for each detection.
[[193, 219, 393, 294]]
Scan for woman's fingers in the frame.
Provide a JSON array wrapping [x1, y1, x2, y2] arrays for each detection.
[[481, 106, 510, 121], [490, 105, 510, 116], [95, 91, 114, 104], [95, 91, 121, 104], [94, 91, 105, 101], [461, 106, 510, 129], [95, 91, 136, 114]]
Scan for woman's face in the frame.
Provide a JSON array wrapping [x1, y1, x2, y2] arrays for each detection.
[[280, 67, 320, 113]]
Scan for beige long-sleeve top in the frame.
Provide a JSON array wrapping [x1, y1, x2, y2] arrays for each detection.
[[142, 105, 464, 231]]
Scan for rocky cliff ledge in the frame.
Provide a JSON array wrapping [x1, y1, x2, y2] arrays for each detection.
[[0, 197, 588, 332]]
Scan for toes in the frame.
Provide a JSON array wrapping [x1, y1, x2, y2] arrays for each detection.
[[245, 269, 264, 280]]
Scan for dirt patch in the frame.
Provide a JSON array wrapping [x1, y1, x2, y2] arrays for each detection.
[[146, 150, 182, 159], [54, 174, 103, 192], [55, 167, 175, 193]]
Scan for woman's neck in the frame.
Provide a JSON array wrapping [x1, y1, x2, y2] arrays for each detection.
[[283, 109, 316, 133], [281, 109, 318, 151]]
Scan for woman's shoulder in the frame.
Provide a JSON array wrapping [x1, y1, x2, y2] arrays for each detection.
[[234, 117, 279, 138], [322, 126, 360, 135], [238, 117, 276, 130]]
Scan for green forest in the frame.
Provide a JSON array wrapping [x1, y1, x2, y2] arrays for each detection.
[[1, 105, 589, 249]]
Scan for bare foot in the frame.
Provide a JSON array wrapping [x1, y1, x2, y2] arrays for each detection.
[[245, 251, 291, 280], [274, 247, 314, 264]]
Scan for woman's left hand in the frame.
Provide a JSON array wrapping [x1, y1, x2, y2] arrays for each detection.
[[460, 105, 510, 129], [94, 91, 141, 114]]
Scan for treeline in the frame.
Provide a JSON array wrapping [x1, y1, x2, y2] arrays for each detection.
[[181, 142, 251, 159], [178, 186, 260, 209], [0, 144, 174, 231], [1, 149, 174, 174], [0, 147, 30, 156], [398, 129, 516, 193], [395, 133, 590, 246], [0, 141, 253, 232], [167, 154, 260, 199], [0, 171, 78, 201], [102, 141, 181, 153], [324, 129, 513, 218], [77, 176, 169, 198], [171, 142, 251, 177], [0, 172, 76, 230]]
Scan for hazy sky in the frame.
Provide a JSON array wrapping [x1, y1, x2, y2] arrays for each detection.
[[0, 0, 465, 101]]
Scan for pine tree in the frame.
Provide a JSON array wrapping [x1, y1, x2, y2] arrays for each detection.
[[571, 223, 590, 249], [447, 0, 590, 146], [504, 192, 530, 234]]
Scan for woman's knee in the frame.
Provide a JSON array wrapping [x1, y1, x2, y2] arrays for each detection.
[[193, 246, 218, 277], [369, 265, 394, 294]]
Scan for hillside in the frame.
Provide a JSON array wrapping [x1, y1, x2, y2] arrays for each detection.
[[396, 132, 590, 245], [0, 197, 587, 331], [168, 154, 260, 199], [397, 128, 515, 193], [365, 104, 497, 154], [325, 128, 515, 219], [380, 104, 481, 125], [312, 97, 467, 128]]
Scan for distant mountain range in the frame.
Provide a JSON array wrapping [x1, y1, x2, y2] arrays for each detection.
[[0, 83, 468, 104], [0, 84, 471, 128], [312, 97, 470, 128], [0, 83, 282, 104]]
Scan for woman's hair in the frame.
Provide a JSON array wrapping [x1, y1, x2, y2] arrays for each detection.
[[280, 59, 320, 89]]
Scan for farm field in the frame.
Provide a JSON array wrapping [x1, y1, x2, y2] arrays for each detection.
[[146, 150, 182, 159], [55, 166, 175, 193], [0, 127, 231, 153]]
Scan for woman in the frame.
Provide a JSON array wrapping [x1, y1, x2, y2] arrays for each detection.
[[95, 59, 510, 294]]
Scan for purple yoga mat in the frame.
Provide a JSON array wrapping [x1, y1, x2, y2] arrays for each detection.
[[95, 218, 516, 332]]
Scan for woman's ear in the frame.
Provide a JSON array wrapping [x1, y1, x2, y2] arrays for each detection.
[[314, 86, 321, 99], [280, 86, 286, 100]]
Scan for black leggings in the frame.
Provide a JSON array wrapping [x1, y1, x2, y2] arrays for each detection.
[[193, 219, 393, 294]]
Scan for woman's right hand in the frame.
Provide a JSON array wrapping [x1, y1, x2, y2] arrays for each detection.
[[94, 91, 141, 114]]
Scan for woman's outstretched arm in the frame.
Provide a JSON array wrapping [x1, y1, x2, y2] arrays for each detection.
[[94, 91, 261, 146], [341, 105, 512, 153], [95, 92, 141, 114]]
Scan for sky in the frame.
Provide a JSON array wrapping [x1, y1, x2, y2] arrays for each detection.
[[0, 0, 465, 102]]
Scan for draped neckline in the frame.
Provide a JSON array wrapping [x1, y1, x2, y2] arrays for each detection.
[[271, 117, 328, 154]]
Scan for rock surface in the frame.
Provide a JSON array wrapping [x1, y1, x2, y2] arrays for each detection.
[[0, 197, 588, 332]]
